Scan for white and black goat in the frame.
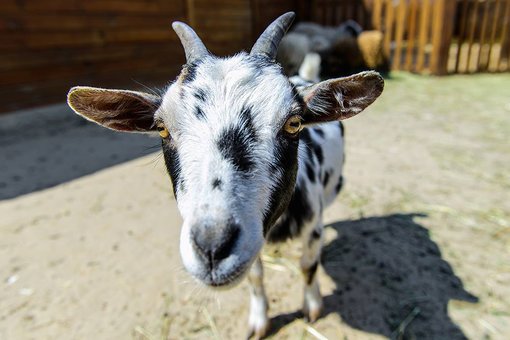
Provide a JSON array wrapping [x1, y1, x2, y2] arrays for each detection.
[[67, 12, 384, 339]]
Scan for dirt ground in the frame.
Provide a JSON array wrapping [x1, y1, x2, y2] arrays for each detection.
[[1, 72, 509, 339]]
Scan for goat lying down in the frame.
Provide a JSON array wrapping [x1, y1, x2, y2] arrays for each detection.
[[67, 12, 384, 339]]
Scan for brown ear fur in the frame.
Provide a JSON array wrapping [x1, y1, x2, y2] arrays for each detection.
[[301, 71, 384, 125], [67, 87, 160, 132]]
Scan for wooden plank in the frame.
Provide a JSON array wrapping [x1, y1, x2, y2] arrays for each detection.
[[372, 0, 383, 30], [384, 0, 395, 60], [0, 46, 185, 86], [17, 0, 185, 14], [0, 28, 178, 51], [0, 68, 178, 113], [0, 14, 182, 33], [499, 0, 510, 70], [430, 0, 455, 74], [466, 0, 480, 72], [0, 43, 183, 72], [477, 0, 491, 71], [416, 0, 431, 72], [455, 0, 470, 73], [405, 0, 419, 71], [487, 0, 502, 71], [393, 0, 407, 70]]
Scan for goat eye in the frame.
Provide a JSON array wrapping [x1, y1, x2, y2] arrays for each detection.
[[283, 115, 303, 135], [156, 123, 169, 138]]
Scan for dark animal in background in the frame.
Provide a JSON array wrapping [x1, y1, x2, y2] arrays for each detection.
[[277, 20, 390, 78]]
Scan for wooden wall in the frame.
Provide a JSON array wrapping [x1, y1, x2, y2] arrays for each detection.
[[1, 0, 259, 113]]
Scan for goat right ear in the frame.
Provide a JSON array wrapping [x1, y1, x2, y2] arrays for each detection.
[[67, 87, 161, 132], [300, 71, 384, 125]]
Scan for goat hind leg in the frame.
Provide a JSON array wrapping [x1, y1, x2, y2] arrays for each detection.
[[301, 220, 324, 322], [247, 256, 269, 339]]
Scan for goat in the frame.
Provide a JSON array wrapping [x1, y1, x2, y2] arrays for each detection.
[[277, 20, 362, 76], [67, 12, 384, 339]]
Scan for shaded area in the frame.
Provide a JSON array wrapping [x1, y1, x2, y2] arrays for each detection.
[[270, 213, 478, 339], [0, 103, 159, 200]]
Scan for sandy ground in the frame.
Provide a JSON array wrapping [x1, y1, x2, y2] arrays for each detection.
[[1, 73, 509, 339]]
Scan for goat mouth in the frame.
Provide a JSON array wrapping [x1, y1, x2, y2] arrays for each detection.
[[198, 261, 251, 289]]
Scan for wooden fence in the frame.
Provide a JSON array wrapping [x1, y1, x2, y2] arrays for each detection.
[[253, 0, 510, 75], [288, 0, 510, 75]]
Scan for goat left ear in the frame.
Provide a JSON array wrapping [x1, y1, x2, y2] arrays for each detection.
[[67, 86, 161, 132], [300, 71, 384, 125]]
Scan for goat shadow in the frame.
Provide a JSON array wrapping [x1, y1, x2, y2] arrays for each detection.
[[268, 213, 478, 339]]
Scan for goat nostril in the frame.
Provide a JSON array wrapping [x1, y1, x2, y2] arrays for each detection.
[[213, 224, 240, 262], [191, 222, 241, 267]]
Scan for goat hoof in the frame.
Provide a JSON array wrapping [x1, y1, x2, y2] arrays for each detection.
[[247, 319, 270, 340], [303, 297, 323, 323], [305, 305, 323, 323]]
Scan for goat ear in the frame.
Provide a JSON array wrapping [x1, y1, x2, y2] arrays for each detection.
[[67, 87, 160, 132], [300, 71, 384, 125]]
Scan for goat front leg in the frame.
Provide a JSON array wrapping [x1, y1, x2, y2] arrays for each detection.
[[301, 221, 324, 322], [247, 256, 269, 339]]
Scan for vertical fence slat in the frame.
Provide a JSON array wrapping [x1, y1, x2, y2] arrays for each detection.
[[487, 0, 502, 70], [393, 0, 407, 70], [455, 0, 470, 72], [372, 0, 383, 30], [466, 0, 480, 72], [416, 0, 431, 72], [478, 0, 491, 71], [430, 0, 456, 74], [499, 0, 510, 70], [384, 0, 395, 59], [405, 0, 419, 71]]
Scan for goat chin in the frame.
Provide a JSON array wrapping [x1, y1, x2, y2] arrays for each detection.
[[194, 258, 255, 290]]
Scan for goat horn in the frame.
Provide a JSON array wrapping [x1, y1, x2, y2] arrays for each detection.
[[251, 12, 295, 59], [172, 21, 208, 63]]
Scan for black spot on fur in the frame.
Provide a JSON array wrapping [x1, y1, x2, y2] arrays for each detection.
[[306, 162, 315, 183], [314, 128, 324, 138], [308, 228, 322, 247], [312, 228, 321, 239], [263, 136, 299, 234], [162, 142, 181, 198], [323, 170, 330, 186], [335, 175, 344, 193], [304, 261, 319, 285], [212, 178, 222, 190], [248, 54, 280, 72], [339, 121, 345, 137], [194, 88, 207, 102], [267, 182, 314, 242], [311, 144, 323, 165], [300, 128, 312, 145], [217, 106, 256, 173], [306, 145, 314, 161], [195, 106, 205, 119]]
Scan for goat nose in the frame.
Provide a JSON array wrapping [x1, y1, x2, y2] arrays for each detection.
[[191, 221, 240, 266]]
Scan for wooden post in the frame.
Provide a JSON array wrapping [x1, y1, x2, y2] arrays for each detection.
[[430, 0, 456, 75], [416, 0, 432, 72], [499, 0, 510, 70], [405, 0, 419, 71], [393, 0, 407, 70]]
